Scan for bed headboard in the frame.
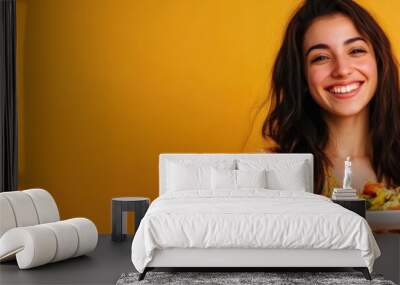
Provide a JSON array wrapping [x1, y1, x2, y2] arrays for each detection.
[[159, 153, 314, 195]]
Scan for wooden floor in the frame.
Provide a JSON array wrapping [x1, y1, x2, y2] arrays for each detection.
[[0, 235, 134, 285]]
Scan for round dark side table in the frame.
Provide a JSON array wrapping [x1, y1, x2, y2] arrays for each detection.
[[111, 197, 150, 242]]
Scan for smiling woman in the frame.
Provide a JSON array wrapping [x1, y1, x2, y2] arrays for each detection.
[[303, 15, 378, 118], [262, 0, 400, 218]]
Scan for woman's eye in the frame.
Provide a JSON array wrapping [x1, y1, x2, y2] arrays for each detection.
[[311, 55, 329, 63], [350, 48, 367, 55]]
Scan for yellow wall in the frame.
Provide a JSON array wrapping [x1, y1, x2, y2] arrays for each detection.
[[16, 0, 400, 233]]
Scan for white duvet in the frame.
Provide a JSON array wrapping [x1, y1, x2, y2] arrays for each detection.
[[131, 189, 380, 273]]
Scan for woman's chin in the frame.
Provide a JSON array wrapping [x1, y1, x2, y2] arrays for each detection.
[[324, 106, 368, 118]]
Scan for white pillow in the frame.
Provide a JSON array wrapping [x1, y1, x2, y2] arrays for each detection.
[[237, 169, 267, 188], [211, 168, 267, 190], [167, 162, 211, 191], [211, 168, 236, 190], [266, 168, 306, 191], [166, 159, 236, 192], [238, 159, 309, 191]]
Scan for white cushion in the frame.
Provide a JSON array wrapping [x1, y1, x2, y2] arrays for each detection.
[[0, 189, 60, 236], [0, 196, 17, 237], [167, 162, 211, 191], [211, 169, 267, 190], [166, 160, 235, 191], [63, 218, 98, 257], [24, 189, 60, 224], [238, 159, 309, 191], [266, 169, 306, 191], [237, 169, 267, 188], [211, 168, 236, 190], [0, 192, 39, 227], [42, 221, 79, 262]]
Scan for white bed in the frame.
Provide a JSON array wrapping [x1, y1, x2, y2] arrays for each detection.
[[131, 153, 380, 280]]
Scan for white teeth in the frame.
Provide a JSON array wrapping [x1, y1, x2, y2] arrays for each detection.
[[329, 82, 361, 94]]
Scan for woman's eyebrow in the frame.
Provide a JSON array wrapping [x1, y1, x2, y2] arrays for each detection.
[[305, 36, 367, 57], [344, 36, 367, 46], [305, 43, 329, 57]]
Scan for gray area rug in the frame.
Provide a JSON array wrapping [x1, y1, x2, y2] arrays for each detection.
[[116, 271, 396, 285]]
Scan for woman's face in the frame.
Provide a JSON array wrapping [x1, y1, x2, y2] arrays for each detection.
[[303, 13, 378, 118]]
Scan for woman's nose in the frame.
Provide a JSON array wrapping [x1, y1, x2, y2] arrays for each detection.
[[331, 57, 353, 78]]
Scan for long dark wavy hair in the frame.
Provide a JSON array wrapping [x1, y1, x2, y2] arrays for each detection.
[[262, 0, 400, 194]]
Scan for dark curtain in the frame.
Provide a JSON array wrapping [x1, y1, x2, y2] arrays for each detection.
[[0, 0, 17, 192]]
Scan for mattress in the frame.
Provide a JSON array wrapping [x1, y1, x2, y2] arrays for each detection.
[[131, 189, 380, 273]]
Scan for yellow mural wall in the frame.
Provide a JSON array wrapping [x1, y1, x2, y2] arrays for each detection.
[[16, 0, 400, 233]]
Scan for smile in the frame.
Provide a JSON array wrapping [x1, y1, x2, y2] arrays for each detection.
[[326, 81, 364, 99]]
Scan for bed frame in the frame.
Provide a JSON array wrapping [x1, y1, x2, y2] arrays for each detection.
[[139, 153, 371, 280]]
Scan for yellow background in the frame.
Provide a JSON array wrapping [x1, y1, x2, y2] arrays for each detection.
[[16, 0, 400, 233]]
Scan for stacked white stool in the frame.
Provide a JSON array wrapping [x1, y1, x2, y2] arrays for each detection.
[[0, 189, 98, 269]]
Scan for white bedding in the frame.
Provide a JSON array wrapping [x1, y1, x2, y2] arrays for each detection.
[[131, 189, 380, 273]]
